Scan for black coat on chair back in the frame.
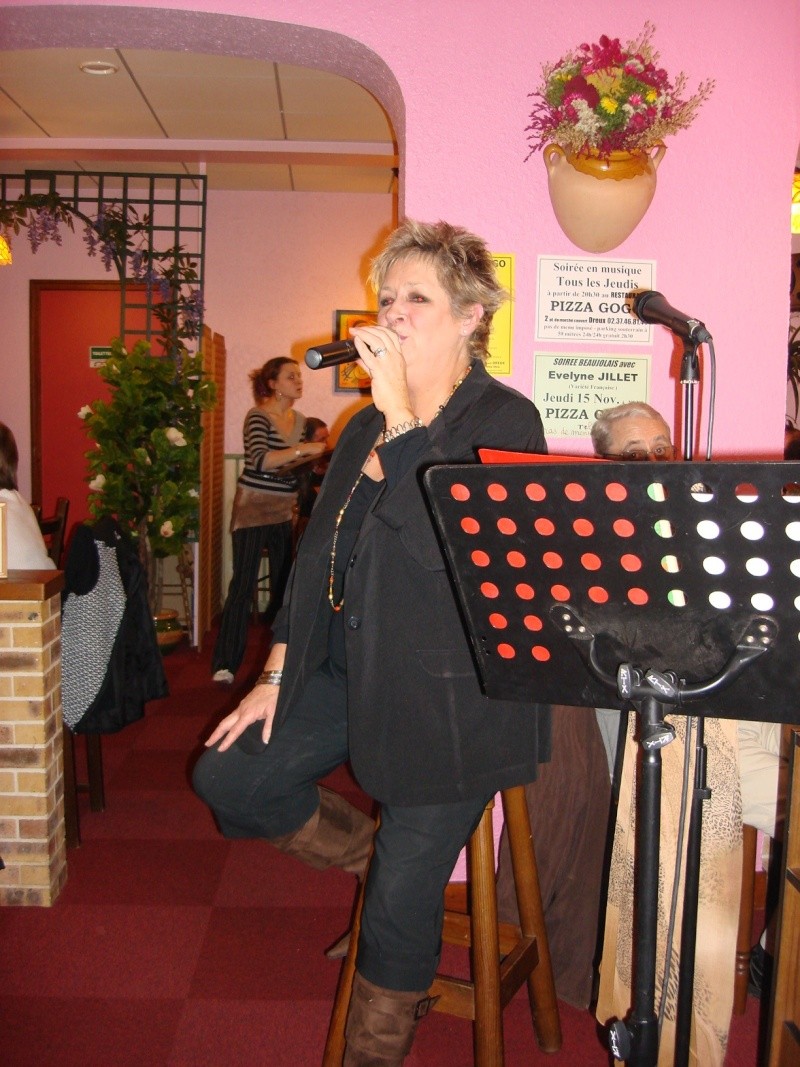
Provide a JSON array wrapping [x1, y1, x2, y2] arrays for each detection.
[[61, 517, 168, 733]]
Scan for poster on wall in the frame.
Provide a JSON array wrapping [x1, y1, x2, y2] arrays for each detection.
[[534, 352, 650, 439], [487, 254, 513, 376], [536, 256, 655, 343]]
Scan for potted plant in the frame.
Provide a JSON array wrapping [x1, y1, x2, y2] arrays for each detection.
[[79, 337, 216, 615], [526, 23, 714, 252]]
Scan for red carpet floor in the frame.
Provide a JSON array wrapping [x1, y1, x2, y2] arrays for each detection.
[[0, 623, 765, 1065]]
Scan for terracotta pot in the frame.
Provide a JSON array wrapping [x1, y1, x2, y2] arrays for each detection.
[[153, 608, 185, 654], [543, 143, 666, 253]]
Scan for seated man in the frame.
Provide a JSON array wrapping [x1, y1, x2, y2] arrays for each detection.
[[591, 402, 784, 1065]]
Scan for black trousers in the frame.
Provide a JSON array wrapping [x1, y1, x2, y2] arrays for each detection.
[[192, 659, 491, 990], [211, 520, 292, 675]]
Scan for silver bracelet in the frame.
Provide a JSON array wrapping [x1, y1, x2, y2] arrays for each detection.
[[256, 669, 283, 686], [383, 417, 423, 444]]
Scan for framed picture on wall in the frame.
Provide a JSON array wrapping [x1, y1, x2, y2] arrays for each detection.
[[333, 310, 376, 393]]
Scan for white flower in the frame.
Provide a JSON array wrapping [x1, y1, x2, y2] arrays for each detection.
[[88, 474, 106, 492], [165, 427, 187, 447], [187, 488, 199, 498], [160, 520, 174, 537], [77, 405, 92, 420]]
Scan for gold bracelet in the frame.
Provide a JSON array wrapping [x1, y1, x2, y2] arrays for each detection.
[[383, 417, 423, 444], [256, 669, 283, 686]]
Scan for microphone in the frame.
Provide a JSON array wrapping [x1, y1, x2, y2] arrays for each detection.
[[632, 290, 712, 344], [305, 340, 359, 369]]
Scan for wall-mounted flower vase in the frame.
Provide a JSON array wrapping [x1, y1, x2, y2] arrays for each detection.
[[543, 142, 666, 254]]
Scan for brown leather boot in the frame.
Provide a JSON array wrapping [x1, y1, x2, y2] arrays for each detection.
[[343, 971, 435, 1066], [269, 786, 374, 876]]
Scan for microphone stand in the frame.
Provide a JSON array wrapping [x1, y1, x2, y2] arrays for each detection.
[[673, 336, 706, 1066]]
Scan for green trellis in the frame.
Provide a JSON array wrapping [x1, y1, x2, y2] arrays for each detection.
[[0, 169, 207, 357]]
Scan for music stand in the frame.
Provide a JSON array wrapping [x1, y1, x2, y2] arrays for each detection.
[[423, 459, 800, 1067]]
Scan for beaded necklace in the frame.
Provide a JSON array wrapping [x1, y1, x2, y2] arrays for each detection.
[[327, 362, 472, 612]]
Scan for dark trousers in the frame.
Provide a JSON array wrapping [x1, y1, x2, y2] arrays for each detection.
[[192, 660, 490, 990], [212, 521, 292, 675]]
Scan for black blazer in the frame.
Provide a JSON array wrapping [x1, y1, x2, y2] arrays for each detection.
[[274, 361, 551, 805]]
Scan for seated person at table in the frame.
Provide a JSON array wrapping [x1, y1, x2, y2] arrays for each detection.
[[0, 421, 55, 570], [592, 402, 783, 1066]]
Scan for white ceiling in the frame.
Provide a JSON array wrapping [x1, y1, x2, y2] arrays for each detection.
[[0, 47, 398, 194]]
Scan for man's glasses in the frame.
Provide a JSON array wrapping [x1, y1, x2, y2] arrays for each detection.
[[603, 445, 676, 462]]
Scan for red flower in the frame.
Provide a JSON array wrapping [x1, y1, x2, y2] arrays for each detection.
[[562, 74, 600, 109]]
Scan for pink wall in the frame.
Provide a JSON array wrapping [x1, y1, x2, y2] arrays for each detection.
[[1, 0, 798, 479]]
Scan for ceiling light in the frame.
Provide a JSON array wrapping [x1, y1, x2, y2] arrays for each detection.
[[0, 235, 11, 267], [79, 60, 119, 76]]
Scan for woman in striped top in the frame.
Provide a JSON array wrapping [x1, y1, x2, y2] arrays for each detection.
[[212, 358, 325, 683]]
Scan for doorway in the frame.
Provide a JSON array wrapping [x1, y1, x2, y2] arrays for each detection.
[[30, 280, 145, 532]]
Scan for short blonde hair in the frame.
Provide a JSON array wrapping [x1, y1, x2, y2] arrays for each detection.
[[368, 219, 507, 362]]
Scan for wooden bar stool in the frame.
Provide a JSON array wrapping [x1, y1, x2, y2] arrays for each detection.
[[323, 784, 562, 1066]]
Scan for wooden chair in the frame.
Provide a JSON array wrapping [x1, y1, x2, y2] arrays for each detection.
[[322, 785, 562, 1067], [62, 729, 105, 849], [38, 495, 69, 567], [734, 823, 760, 1014]]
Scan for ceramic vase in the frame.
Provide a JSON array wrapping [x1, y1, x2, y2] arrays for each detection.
[[154, 608, 185, 654], [543, 143, 666, 253]]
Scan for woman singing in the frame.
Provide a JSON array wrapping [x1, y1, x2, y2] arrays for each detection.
[[194, 220, 550, 1063]]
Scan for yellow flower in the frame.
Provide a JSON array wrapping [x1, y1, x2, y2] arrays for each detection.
[[599, 96, 619, 115], [645, 89, 658, 103]]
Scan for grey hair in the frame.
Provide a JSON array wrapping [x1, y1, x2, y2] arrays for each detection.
[[590, 402, 670, 456]]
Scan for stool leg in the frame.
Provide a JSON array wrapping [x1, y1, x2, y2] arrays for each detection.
[[323, 876, 366, 1066], [734, 823, 757, 1014], [502, 785, 562, 1052], [470, 800, 504, 1067]]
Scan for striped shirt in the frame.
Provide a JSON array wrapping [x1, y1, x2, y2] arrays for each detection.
[[238, 408, 306, 496]]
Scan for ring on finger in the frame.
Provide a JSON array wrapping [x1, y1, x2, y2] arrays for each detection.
[[372, 346, 387, 358]]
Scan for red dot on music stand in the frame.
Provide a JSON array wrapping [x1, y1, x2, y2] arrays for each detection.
[[471, 550, 490, 567], [497, 517, 517, 535], [497, 643, 516, 659], [461, 516, 480, 534], [489, 613, 508, 629], [551, 584, 570, 601], [543, 551, 563, 569], [581, 552, 602, 571], [523, 614, 543, 631], [564, 482, 586, 502], [628, 587, 649, 605], [525, 483, 546, 502], [613, 518, 635, 538], [535, 517, 555, 536], [573, 518, 594, 537], [451, 483, 470, 501], [488, 483, 508, 501], [531, 645, 551, 662], [515, 583, 535, 600], [621, 553, 642, 571], [507, 551, 527, 568], [480, 582, 499, 598], [606, 482, 628, 502], [589, 586, 609, 603]]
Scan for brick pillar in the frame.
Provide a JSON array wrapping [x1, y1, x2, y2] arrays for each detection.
[[0, 571, 66, 906]]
